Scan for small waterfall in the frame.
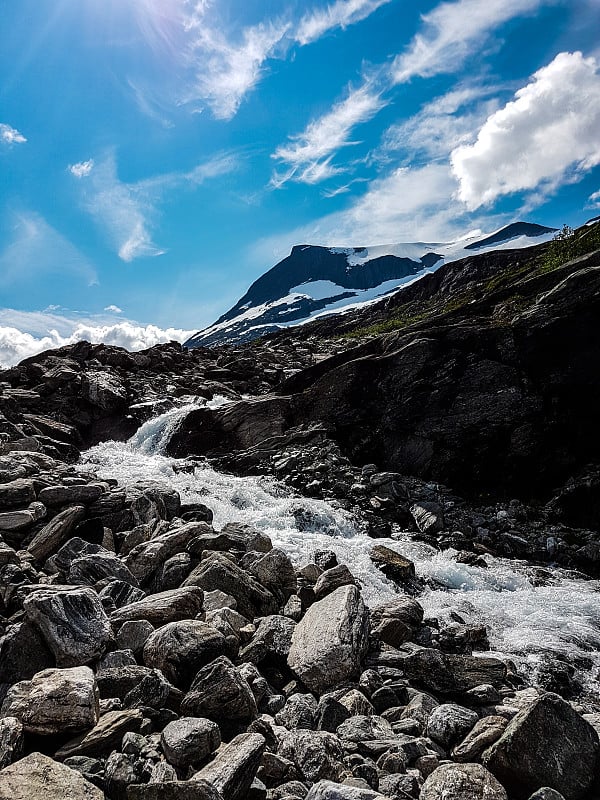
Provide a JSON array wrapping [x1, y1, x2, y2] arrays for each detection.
[[128, 403, 202, 455]]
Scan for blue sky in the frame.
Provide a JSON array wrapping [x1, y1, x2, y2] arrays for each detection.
[[1, 0, 599, 364]]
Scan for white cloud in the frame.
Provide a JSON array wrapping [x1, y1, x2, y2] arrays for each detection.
[[69, 159, 94, 178], [451, 51, 600, 209], [587, 189, 600, 209], [78, 151, 238, 261], [296, 0, 393, 45], [380, 86, 498, 161], [0, 123, 26, 145], [0, 309, 195, 368], [186, 19, 290, 120], [0, 212, 97, 288], [104, 304, 123, 313], [392, 0, 545, 84], [272, 84, 384, 186]]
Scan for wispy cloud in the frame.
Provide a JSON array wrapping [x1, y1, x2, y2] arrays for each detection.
[[587, 189, 600, 210], [296, 0, 393, 45], [451, 51, 600, 209], [392, 0, 546, 84], [0, 212, 97, 288], [73, 151, 239, 262], [0, 123, 27, 145], [104, 304, 123, 314], [69, 159, 94, 178], [272, 83, 385, 186], [184, 16, 290, 120]]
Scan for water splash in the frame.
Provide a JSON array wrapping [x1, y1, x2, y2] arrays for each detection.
[[80, 412, 600, 698]]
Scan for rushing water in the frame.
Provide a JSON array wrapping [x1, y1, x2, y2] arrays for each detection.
[[80, 403, 600, 698]]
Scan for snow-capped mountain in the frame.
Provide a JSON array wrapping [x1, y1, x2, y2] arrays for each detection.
[[185, 222, 556, 348]]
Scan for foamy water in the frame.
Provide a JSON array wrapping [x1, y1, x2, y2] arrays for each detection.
[[80, 404, 600, 697]]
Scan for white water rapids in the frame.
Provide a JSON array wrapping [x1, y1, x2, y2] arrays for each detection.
[[80, 403, 600, 700]]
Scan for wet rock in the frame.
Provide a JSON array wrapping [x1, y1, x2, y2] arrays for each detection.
[[420, 763, 507, 800], [369, 643, 506, 693], [483, 692, 599, 800], [452, 715, 508, 762], [110, 586, 204, 626], [288, 586, 369, 694], [1, 666, 99, 735], [184, 552, 278, 619], [181, 656, 257, 722], [56, 709, 144, 759], [143, 620, 228, 688], [410, 502, 444, 535], [313, 565, 356, 600], [27, 504, 86, 561], [161, 717, 221, 768], [0, 752, 103, 800], [369, 546, 416, 586], [24, 585, 113, 666], [193, 732, 266, 800], [426, 703, 478, 749], [0, 718, 22, 770]]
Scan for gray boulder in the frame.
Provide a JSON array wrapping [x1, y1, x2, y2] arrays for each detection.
[[110, 586, 204, 626], [305, 780, 388, 799], [143, 620, 229, 687], [55, 709, 144, 759], [193, 732, 266, 800], [0, 752, 103, 800], [23, 585, 112, 666], [0, 718, 22, 770], [420, 763, 507, 799], [278, 730, 345, 784], [288, 586, 369, 693], [483, 692, 599, 800], [452, 715, 508, 762], [426, 703, 478, 749], [161, 717, 221, 768], [1, 666, 99, 735], [181, 656, 257, 721], [26, 505, 86, 561]]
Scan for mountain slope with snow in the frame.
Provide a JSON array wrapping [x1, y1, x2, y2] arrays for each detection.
[[185, 222, 555, 348]]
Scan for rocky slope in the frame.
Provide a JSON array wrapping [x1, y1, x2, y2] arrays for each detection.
[[0, 222, 598, 799], [185, 223, 555, 348]]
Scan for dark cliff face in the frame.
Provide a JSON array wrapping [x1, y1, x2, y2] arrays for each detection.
[[170, 223, 600, 500]]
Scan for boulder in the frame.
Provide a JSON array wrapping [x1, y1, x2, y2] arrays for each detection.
[[1, 666, 99, 735], [125, 522, 206, 583], [127, 782, 223, 800], [69, 552, 139, 588], [110, 586, 204, 626], [184, 552, 278, 619], [0, 718, 22, 770], [161, 717, 221, 768], [143, 620, 229, 688], [369, 598, 424, 648], [247, 548, 297, 603], [0, 620, 54, 683], [410, 502, 444, 534], [240, 615, 296, 664], [313, 565, 356, 600], [0, 752, 103, 800], [193, 732, 266, 800], [369, 545, 416, 585], [39, 485, 104, 506], [483, 692, 599, 799], [55, 709, 144, 759], [452, 715, 508, 762], [23, 585, 112, 666], [288, 585, 369, 694], [181, 656, 257, 722], [426, 703, 478, 749], [278, 730, 345, 784], [305, 779, 388, 799], [26, 505, 86, 561], [0, 478, 36, 510], [420, 763, 507, 800]]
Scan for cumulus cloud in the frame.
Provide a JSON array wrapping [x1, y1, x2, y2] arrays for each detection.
[[0, 311, 195, 368], [296, 0, 393, 45], [451, 51, 600, 209], [272, 84, 384, 186], [69, 159, 94, 178], [0, 123, 26, 145], [392, 0, 546, 84]]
